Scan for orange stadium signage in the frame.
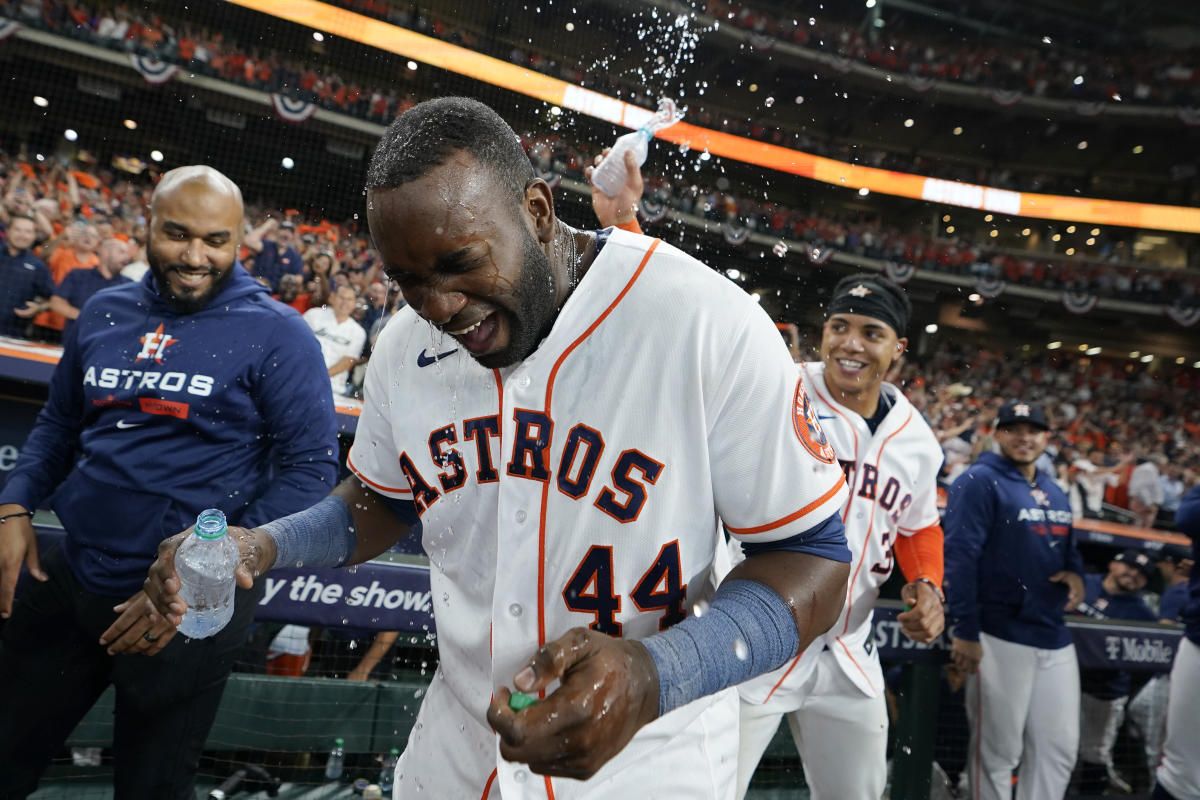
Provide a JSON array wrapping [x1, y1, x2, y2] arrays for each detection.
[[226, 0, 1200, 234]]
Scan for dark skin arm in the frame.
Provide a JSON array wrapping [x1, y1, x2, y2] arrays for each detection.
[[486, 551, 849, 779], [125, 475, 408, 654]]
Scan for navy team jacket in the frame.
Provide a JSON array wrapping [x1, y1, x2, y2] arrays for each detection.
[[944, 451, 1085, 650], [0, 265, 339, 596], [1176, 484, 1200, 647]]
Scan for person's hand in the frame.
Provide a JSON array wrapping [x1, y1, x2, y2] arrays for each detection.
[[13, 300, 42, 319], [99, 590, 177, 655], [950, 636, 982, 674], [897, 580, 945, 643], [143, 525, 276, 624], [346, 665, 370, 682], [1050, 570, 1085, 610], [585, 149, 643, 228], [0, 505, 47, 619], [485, 627, 659, 780]]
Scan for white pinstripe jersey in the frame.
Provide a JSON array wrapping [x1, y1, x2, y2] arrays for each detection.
[[738, 361, 943, 702], [346, 229, 848, 798]]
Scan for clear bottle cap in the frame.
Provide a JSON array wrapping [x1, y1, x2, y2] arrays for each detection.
[[195, 508, 227, 539]]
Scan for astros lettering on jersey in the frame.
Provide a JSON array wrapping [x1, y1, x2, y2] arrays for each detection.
[[347, 229, 848, 799]]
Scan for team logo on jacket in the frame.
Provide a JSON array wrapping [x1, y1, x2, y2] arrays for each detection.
[[792, 379, 836, 464], [136, 323, 178, 363]]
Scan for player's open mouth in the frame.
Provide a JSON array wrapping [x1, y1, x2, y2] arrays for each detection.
[[836, 358, 868, 374], [447, 313, 499, 355], [168, 267, 216, 289]]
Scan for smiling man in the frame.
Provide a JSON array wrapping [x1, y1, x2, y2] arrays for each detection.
[[142, 97, 853, 800], [730, 274, 947, 800], [0, 165, 337, 799], [944, 400, 1086, 800]]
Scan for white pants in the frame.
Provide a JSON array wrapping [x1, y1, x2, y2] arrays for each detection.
[[735, 649, 887, 800], [1078, 692, 1126, 766], [1156, 638, 1200, 799], [1126, 673, 1170, 776], [965, 633, 1079, 800]]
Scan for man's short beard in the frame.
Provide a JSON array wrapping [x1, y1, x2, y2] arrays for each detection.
[[149, 252, 234, 314], [474, 230, 558, 369]]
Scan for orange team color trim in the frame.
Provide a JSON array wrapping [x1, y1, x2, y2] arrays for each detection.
[[226, 0, 1200, 233], [479, 768, 498, 799], [762, 646, 808, 703], [543, 774, 556, 799], [535, 239, 661, 648], [725, 478, 845, 535], [894, 523, 945, 588], [0, 345, 60, 364], [616, 219, 642, 234], [840, 410, 912, 635], [346, 453, 412, 495], [836, 637, 877, 693], [809, 377, 859, 524]]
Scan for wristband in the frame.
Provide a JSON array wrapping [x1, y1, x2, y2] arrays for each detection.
[[259, 494, 357, 570], [915, 577, 945, 605], [0, 510, 34, 524], [640, 579, 799, 717]]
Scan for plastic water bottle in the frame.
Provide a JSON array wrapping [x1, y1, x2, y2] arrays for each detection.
[[379, 747, 399, 792], [176, 508, 239, 639], [324, 737, 345, 781], [590, 98, 680, 198]]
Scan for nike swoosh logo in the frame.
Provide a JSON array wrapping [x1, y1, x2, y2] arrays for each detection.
[[417, 348, 459, 367], [817, 414, 837, 420], [115, 420, 144, 429]]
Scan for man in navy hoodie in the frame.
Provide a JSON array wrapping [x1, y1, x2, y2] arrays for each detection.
[[0, 165, 338, 799], [944, 400, 1085, 800]]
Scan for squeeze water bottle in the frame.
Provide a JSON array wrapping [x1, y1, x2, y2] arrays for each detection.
[[324, 737, 346, 781], [176, 508, 239, 639], [590, 98, 681, 198]]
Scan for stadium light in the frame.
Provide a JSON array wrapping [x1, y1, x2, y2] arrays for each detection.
[[1066, 248, 1075, 255], [281, 157, 295, 169], [1086, 347, 1102, 356], [1194, 361, 1200, 369], [150, 150, 164, 162], [989, 230, 998, 238], [1176, 357, 1186, 365], [33, 96, 49, 108], [942, 215, 951, 222], [1042, 36, 1052, 44], [1133, 145, 1144, 154], [1091, 228, 1101, 235], [406, 60, 418, 71], [1052, 234, 1062, 242], [952, 126, 963, 135], [64, 129, 78, 141], [1086, 237, 1096, 245], [946, 225, 955, 233], [1129, 351, 1140, 358], [725, 269, 741, 280], [858, 187, 869, 196], [565, 22, 574, 31], [984, 214, 993, 222], [124, 119, 137, 130], [1066, 225, 1076, 233], [312, 31, 324, 42], [1077, 141, 1088, 150], [1047, 342, 1062, 350], [924, 324, 938, 334], [903, 119, 914, 128], [1078, 344, 1088, 351], [968, 293, 982, 303], [1021, 228, 1031, 236], [1140, 354, 1154, 363], [1073, 76, 1084, 86]]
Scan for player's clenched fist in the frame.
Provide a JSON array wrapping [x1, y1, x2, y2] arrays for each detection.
[[142, 525, 276, 625], [487, 627, 660, 780], [897, 580, 945, 643]]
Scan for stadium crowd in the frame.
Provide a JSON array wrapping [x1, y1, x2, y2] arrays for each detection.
[[5, 0, 1197, 209]]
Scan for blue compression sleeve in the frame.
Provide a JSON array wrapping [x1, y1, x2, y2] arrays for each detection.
[[259, 494, 358, 569], [640, 579, 799, 717]]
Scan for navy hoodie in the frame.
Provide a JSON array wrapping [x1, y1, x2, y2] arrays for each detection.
[[0, 265, 339, 595], [944, 451, 1084, 649], [1175, 484, 1200, 646]]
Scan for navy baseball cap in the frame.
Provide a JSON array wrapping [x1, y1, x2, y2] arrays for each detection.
[[1114, 549, 1155, 579], [1156, 545, 1191, 565], [995, 400, 1050, 431]]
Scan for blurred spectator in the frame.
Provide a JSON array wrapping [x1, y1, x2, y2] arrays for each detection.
[[1160, 463, 1187, 524], [0, 215, 53, 338], [49, 237, 131, 337], [1068, 446, 1126, 520], [346, 630, 401, 682], [359, 280, 387, 336], [243, 217, 303, 291], [303, 283, 366, 396], [1129, 453, 1168, 529], [1073, 549, 1159, 794], [272, 273, 315, 314], [37, 220, 99, 337]]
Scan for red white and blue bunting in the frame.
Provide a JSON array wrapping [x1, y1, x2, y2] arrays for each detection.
[[973, 276, 1006, 299], [639, 196, 668, 224], [129, 54, 178, 85], [271, 93, 317, 124], [988, 89, 1023, 107], [722, 221, 749, 246], [883, 260, 916, 284], [1163, 304, 1200, 328], [1062, 290, 1098, 315]]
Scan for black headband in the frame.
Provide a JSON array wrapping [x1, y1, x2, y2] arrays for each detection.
[[826, 280, 908, 336]]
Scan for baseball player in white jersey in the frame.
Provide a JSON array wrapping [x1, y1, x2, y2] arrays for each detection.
[[729, 274, 947, 799], [142, 97, 853, 799]]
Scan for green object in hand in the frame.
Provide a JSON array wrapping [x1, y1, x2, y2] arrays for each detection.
[[509, 691, 538, 711]]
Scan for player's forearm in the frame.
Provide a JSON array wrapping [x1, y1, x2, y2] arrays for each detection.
[[48, 296, 79, 320], [332, 476, 412, 564], [724, 551, 850, 652]]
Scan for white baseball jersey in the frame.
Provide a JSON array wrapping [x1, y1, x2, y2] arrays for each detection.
[[737, 361, 943, 705], [347, 229, 848, 799]]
